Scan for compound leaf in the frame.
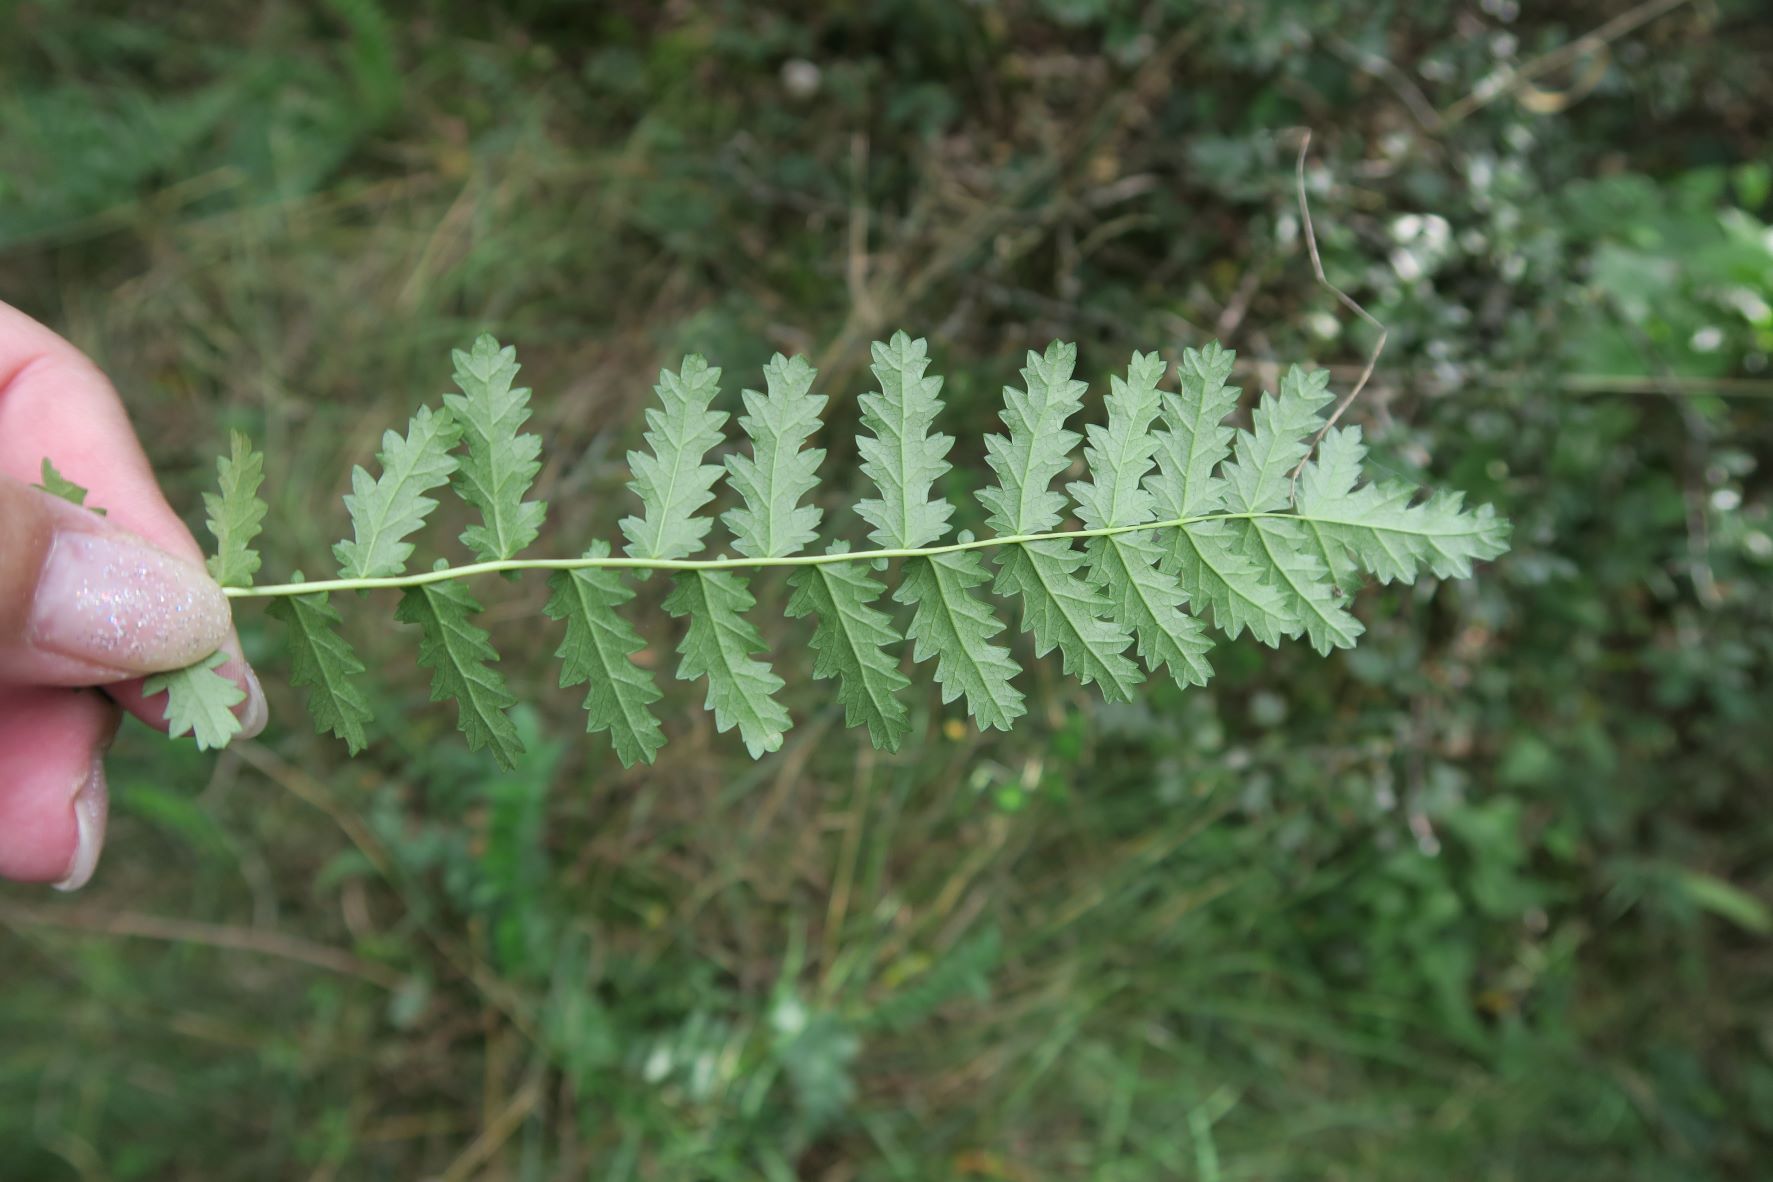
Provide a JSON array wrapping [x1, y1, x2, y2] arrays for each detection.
[[445, 334, 547, 562]]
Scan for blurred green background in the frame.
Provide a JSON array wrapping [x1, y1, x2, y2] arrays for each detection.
[[2, 1, 1771, 1178]]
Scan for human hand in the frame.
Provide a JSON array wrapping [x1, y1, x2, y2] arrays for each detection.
[[0, 301, 265, 890]]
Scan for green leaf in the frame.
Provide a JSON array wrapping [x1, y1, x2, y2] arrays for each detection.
[[544, 541, 665, 768], [34, 458, 104, 515], [1162, 518, 1297, 646], [1070, 351, 1213, 687], [143, 651, 244, 751], [664, 570, 790, 758], [1145, 342, 1240, 522], [266, 584, 373, 754], [1089, 532, 1213, 686], [723, 353, 826, 559], [978, 341, 1139, 699], [333, 404, 462, 579], [896, 552, 1024, 731], [993, 541, 1142, 700], [1237, 516, 1364, 654], [786, 543, 911, 751], [394, 576, 523, 769], [1220, 364, 1335, 516], [620, 356, 728, 563], [854, 333, 956, 551], [1295, 427, 1512, 587], [444, 334, 548, 562], [204, 429, 267, 587], [1211, 364, 1359, 651]]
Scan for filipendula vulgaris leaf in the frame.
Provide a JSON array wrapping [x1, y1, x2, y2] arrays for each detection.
[[976, 340, 1141, 701], [728, 354, 913, 752], [333, 404, 463, 579], [622, 356, 790, 757], [786, 542, 912, 751], [265, 573, 374, 754], [543, 540, 665, 768], [204, 429, 267, 587], [33, 458, 104, 514], [853, 333, 1023, 731], [443, 334, 548, 562], [1214, 364, 1363, 655], [143, 650, 245, 752], [1293, 426, 1512, 589], [394, 565, 523, 770], [1147, 342, 1296, 646], [1067, 351, 1212, 688]]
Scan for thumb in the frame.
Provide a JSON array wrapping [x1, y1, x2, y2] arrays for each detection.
[[0, 472, 233, 686]]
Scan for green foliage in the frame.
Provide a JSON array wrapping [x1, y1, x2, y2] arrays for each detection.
[[142, 651, 244, 751], [620, 355, 727, 563], [443, 334, 546, 563], [393, 575, 522, 770], [203, 429, 267, 587], [543, 542, 666, 769], [785, 544, 912, 750], [332, 404, 462, 580], [664, 570, 790, 758], [33, 457, 104, 514], [125, 332, 1504, 766], [264, 583, 373, 754]]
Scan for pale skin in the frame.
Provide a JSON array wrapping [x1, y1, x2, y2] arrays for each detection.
[[0, 300, 265, 890]]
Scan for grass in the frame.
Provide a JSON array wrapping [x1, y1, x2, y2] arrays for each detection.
[[3, 1, 1771, 1178]]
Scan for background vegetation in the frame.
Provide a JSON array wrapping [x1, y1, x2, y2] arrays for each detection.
[[2, 1, 1770, 1177]]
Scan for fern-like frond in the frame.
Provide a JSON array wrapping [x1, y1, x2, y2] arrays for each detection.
[[1295, 427, 1512, 586], [143, 651, 244, 752], [395, 576, 523, 769], [786, 544, 910, 751], [544, 541, 665, 768], [333, 404, 462, 579], [445, 334, 547, 562], [979, 341, 1139, 699], [152, 328, 1511, 763], [665, 570, 790, 758], [204, 429, 267, 588], [723, 353, 826, 559], [266, 584, 373, 754], [620, 356, 727, 563]]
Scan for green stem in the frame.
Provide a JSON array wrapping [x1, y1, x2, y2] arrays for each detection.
[[223, 512, 1280, 599]]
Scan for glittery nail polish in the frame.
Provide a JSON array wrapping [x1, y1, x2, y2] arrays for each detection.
[[29, 531, 232, 674]]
